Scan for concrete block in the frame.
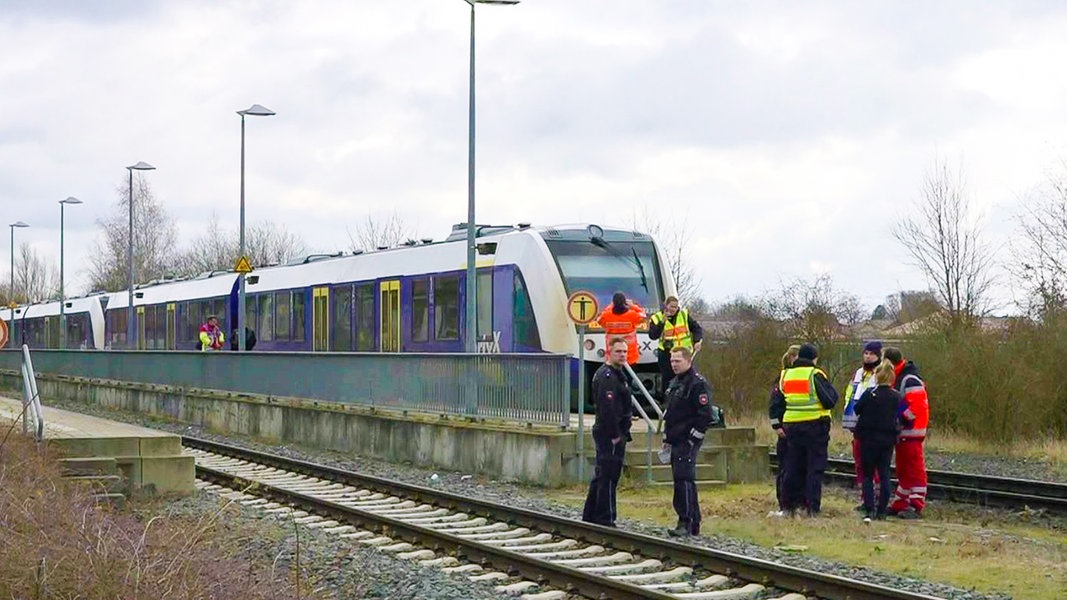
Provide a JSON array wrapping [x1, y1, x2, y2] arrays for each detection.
[[58, 457, 118, 476], [140, 455, 195, 495]]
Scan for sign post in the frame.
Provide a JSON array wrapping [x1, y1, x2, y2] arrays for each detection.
[[566, 290, 599, 482]]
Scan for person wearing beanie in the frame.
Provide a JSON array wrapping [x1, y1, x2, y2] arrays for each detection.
[[768, 342, 838, 516], [882, 347, 930, 519], [596, 292, 647, 366], [841, 340, 883, 509]]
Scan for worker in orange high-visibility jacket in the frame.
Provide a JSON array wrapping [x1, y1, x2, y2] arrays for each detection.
[[883, 347, 930, 519], [596, 292, 647, 365]]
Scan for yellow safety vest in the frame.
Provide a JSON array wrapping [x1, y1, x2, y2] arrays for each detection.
[[780, 366, 832, 423], [651, 308, 693, 351]]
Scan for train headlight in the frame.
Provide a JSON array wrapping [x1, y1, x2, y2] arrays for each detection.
[[583, 339, 595, 351]]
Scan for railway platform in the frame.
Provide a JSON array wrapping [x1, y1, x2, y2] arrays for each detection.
[[0, 350, 767, 487], [0, 395, 195, 495]]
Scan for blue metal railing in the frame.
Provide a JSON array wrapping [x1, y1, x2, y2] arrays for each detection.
[[0, 350, 570, 428]]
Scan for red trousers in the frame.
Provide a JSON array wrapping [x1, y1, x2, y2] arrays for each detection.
[[890, 438, 927, 513]]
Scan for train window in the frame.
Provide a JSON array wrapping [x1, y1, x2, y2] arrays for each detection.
[[292, 292, 305, 342], [276, 291, 292, 341], [258, 294, 274, 342], [183, 302, 197, 342], [330, 287, 351, 351], [412, 278, 429, 342], [355, 284, 375, 351], [212, 299, 226, 332], [245, 296, 257, 340], [545, 239, 664, 313], [513, 271, 541, 349], [477, 270, 492, 338], [144, 307, 156, 349], [434, 275, 460, 341], [109, 308, 128, 347]]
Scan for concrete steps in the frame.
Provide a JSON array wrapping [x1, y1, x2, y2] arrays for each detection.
[[51, 436, 194, 495]]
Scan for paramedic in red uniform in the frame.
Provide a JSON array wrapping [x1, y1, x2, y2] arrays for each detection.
[[597, 292, 647, 366], [883, 347, 930, 519]]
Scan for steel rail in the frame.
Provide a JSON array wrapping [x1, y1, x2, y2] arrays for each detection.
[[185, 436, 945, 600], [769, 453, 1067, 513]]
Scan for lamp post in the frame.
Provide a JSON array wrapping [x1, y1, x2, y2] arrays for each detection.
[[461, 0, 519, 353], [58, 197, 83, 349], [236, 104, 275, 351], [126, 161, 155, 349], [8, 221, 29, 332]]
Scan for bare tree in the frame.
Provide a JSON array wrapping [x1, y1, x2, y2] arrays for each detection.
[[893, 159, 995, 329], [1010, 166, 1067, 319], [347, 212, 417, 252], [174, 214, 307, 276], [0, 243, 60, 305], [632, 208, 703, 305], [86, 174, 179, 292], [762, 274, 865, 348]]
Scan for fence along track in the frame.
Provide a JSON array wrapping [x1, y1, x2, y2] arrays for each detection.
[[184, 436, 944, 600]]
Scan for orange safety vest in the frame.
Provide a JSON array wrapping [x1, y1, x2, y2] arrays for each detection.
[[780, 366, 832, 423], [597, 304, 646, 365]]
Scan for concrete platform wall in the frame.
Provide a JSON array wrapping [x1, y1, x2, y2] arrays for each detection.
[[1, 370, 768, 487], [1, 370, 573, 485]]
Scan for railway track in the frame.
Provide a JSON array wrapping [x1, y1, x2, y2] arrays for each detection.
[[769, 453, 1067, 513], [184, 436, 944, 600]]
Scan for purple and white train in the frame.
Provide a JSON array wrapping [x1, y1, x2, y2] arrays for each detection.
[[3, 223, 676, 391]]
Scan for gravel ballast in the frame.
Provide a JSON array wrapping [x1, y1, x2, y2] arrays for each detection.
[[44, 398, 1051, 600]]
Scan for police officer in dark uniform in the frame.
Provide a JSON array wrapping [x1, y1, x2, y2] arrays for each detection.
[[582, 336, 634, 527], [661, 345, 719, 537]]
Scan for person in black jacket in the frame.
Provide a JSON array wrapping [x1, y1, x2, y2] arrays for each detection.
[[768, 343, 838, 516], [661, 345, 719, 536], [768, 344, 800, 516], [582, 337, 634, 527], [854, 360, 903, 521]]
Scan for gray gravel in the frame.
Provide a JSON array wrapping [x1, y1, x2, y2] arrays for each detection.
[[48, 398, 1051, 600], [162, 492, 510, 600]]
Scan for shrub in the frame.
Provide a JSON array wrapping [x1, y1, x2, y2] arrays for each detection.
[[0, 426, 312, 599]]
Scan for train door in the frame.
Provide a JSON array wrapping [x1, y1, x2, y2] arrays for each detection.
[[312, 287, 329, 351], [380, 280, 400, 352], [166, 303, 176, 350], [137, 306, 146, 350]]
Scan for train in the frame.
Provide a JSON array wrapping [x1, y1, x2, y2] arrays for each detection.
[[2, 223, 676, 393]]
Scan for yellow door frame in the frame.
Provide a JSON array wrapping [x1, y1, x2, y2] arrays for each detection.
[[379, 280, 400, 352], [313, 287, 329, 351]]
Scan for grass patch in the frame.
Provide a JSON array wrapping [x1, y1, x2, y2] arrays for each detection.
[[0, 420, 320, 599], [547, 481, 1065, 600]]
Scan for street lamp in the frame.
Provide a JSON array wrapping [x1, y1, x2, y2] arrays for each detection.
[[8, 221, 29, 334], [236, 104, 275, 351], [58, 197, 83, 349], [126, 161, 155, 350], [461, 0, 519, 353]]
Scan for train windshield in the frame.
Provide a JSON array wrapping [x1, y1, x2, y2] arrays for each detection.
[[546, 240, 664, 315]]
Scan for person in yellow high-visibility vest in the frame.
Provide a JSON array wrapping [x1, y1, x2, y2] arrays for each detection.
[[648, 296, 703, 399], [768, 343, 838, 516]]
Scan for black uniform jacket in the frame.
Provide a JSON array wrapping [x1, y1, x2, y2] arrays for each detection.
[[591, 363, 634, 441], [767, 358, 839, 422], [663, 368, 715, 444], [855, 385, 903, 446]]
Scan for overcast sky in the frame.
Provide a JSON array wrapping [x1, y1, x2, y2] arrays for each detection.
[[3, 0, 1067, 313]]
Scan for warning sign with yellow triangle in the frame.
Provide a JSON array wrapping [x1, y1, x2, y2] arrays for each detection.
[[234, 256, 254, 274]]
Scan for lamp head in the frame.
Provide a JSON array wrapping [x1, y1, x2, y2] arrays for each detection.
[[60, 196, 83, 205], [127, 161, 155, 171], [473, 0, 520, 4], [238, 104, 276, 117], [10, 221, 29, 228]]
